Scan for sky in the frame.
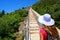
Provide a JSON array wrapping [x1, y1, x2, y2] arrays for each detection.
[[0, 0, 39, 13]]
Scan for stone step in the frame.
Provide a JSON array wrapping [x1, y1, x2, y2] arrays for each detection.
[[30, 15, 34, 17], [30, 22, 37, 24], [29, 15, 34, 17], [29, 27, 39, 29], [29, 18, 36, 20], [29, 28, 39, 30], [29, 19, 36, 21], [29, 29, 39, 31], [29, 32, 39, 34], [29, 25, 39, 28], [29, 13, 34, 15], [29, 30, 39, 33], [29, 24, 39, 26], [30, 34, 40, 40], [29, 26, 39, 28]]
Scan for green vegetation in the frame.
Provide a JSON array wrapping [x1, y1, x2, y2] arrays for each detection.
[[0, 0, 60, 40], [0, 9, 28, 40], [32, 0, 60, 28]]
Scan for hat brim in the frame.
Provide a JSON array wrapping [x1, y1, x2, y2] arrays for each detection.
[[38, 16, 55, 26]]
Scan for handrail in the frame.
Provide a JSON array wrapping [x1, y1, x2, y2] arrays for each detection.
[[25, 8, 31, 40], [31, 9, 40, 18]]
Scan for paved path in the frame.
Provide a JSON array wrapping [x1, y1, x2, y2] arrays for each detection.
[[25, 7, 41, 40]]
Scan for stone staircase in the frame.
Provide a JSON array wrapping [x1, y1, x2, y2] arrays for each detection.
[[28, 9, 40, 40]]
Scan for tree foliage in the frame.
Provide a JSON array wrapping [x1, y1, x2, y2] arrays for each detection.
[[0, 10, 5, 17], [2, 10, 5, 16], [0, 9, 28, 40]]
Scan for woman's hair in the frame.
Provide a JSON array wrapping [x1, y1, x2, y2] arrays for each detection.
[[43, 25, 59, 38]]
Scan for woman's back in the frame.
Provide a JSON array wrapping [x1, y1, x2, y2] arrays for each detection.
[[40, 25, 59, 40]]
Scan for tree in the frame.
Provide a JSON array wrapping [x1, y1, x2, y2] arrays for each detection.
[[1, 10, 5, 16], [0, 12, 2, 17]]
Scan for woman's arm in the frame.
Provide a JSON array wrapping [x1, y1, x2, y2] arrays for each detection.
[[40, 33, 43, 40], [56, 27, 60, 37]]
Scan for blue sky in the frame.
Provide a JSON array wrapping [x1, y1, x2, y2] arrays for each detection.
[[0, 0, 39, 13]]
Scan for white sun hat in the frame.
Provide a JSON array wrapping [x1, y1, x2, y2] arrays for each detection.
[[38, 14, 55, 26]]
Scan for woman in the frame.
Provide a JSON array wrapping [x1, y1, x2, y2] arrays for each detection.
[[38, 14, 60, 40]]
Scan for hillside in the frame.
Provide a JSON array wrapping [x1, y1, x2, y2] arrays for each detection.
[[32, 0, 60, 28], [0, 0, 60, 40], [0, 9, 28, 40]]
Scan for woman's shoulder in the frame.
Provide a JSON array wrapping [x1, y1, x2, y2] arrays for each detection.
[[39, 28, 48, 40], [39, 28, 48, 37]]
